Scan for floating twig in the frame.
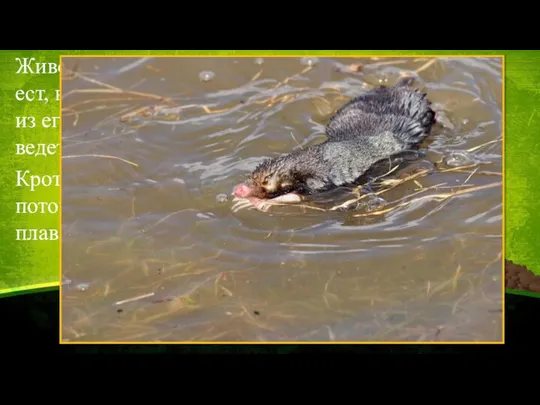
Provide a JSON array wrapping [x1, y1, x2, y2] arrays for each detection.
[[415, 59, 438, 74], [466, 138, 502, 153], [115, 292, 155, 306], [352, 182, 501, 218], [63, 154, 139, 167]]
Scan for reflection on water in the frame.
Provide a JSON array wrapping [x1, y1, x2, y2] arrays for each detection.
[[61, 56, 503, 342]]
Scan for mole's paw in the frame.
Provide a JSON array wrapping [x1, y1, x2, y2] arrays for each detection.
[[231, 197, 255, 213], [249, 198, 275, 212], [422, 109, 437, 127], [231, 197, 275, 213]]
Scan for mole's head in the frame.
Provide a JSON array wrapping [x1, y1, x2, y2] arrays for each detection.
[[234, 157, 299, 200]]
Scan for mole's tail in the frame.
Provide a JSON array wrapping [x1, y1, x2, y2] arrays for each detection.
[[326, 76, 437, 145], [375, 77, 436, 147]]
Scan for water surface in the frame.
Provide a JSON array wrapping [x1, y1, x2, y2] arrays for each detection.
[[61, 56, 503, 342]]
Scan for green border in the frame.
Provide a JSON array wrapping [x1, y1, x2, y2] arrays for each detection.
[[0, 50, 532, 301], [506, 288, 540, 299], [0, 283, 58, 299]]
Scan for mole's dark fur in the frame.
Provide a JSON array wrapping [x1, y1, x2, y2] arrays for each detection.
[[243, 77, 436, 200]]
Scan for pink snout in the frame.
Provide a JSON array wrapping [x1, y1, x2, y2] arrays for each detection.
[[233, 184, 253, 198]]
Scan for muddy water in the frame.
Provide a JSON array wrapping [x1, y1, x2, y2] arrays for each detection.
[[61, 56, 503, 343]]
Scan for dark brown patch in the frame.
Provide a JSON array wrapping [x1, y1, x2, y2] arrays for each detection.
[[505, 259, 540, 293]]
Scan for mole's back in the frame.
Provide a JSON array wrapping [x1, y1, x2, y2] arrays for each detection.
[[325, 78, 436, 144]]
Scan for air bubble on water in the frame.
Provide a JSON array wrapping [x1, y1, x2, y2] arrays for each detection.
[[443, 151, 477, 167], [365, 196, 387, 212], [462, 118, 469, 125], [216, 193, 228, 203], [300, 57, 319, 67], [199, 71, 215, 82], [75, 283, 90, 292], [376, 73, 390, 84], [254, 58, 264, 65]]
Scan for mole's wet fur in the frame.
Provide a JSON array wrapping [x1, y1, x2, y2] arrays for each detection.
[[234, 77, 436, 201]]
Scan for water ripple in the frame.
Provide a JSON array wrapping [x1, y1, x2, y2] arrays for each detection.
[[61, 56, 503, 342]]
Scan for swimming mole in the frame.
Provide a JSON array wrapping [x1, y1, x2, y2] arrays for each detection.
[[233, 77, 437, 208]]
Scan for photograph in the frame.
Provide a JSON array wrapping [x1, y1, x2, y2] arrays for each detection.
[[60, 55, 503, 343]]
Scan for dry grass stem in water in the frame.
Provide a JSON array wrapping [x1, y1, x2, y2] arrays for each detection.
[[64, 96, 148, 111], [250, 69, 263, 82], [249, 65, 313, 107], [63, 154, 139, 168], [451, 169, 502, 177], [352, 181, 501, 218], [466, 138, 502, 153], [62, 67, 174, 104], [427, 167, 480, 215], [274, 65, 313, 89], [415, 59, 438, 74], [115, 292, 155, 306], [368, 59, 409, 69], [290, 132, 304, 149], [61, 66, 179, 128]]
